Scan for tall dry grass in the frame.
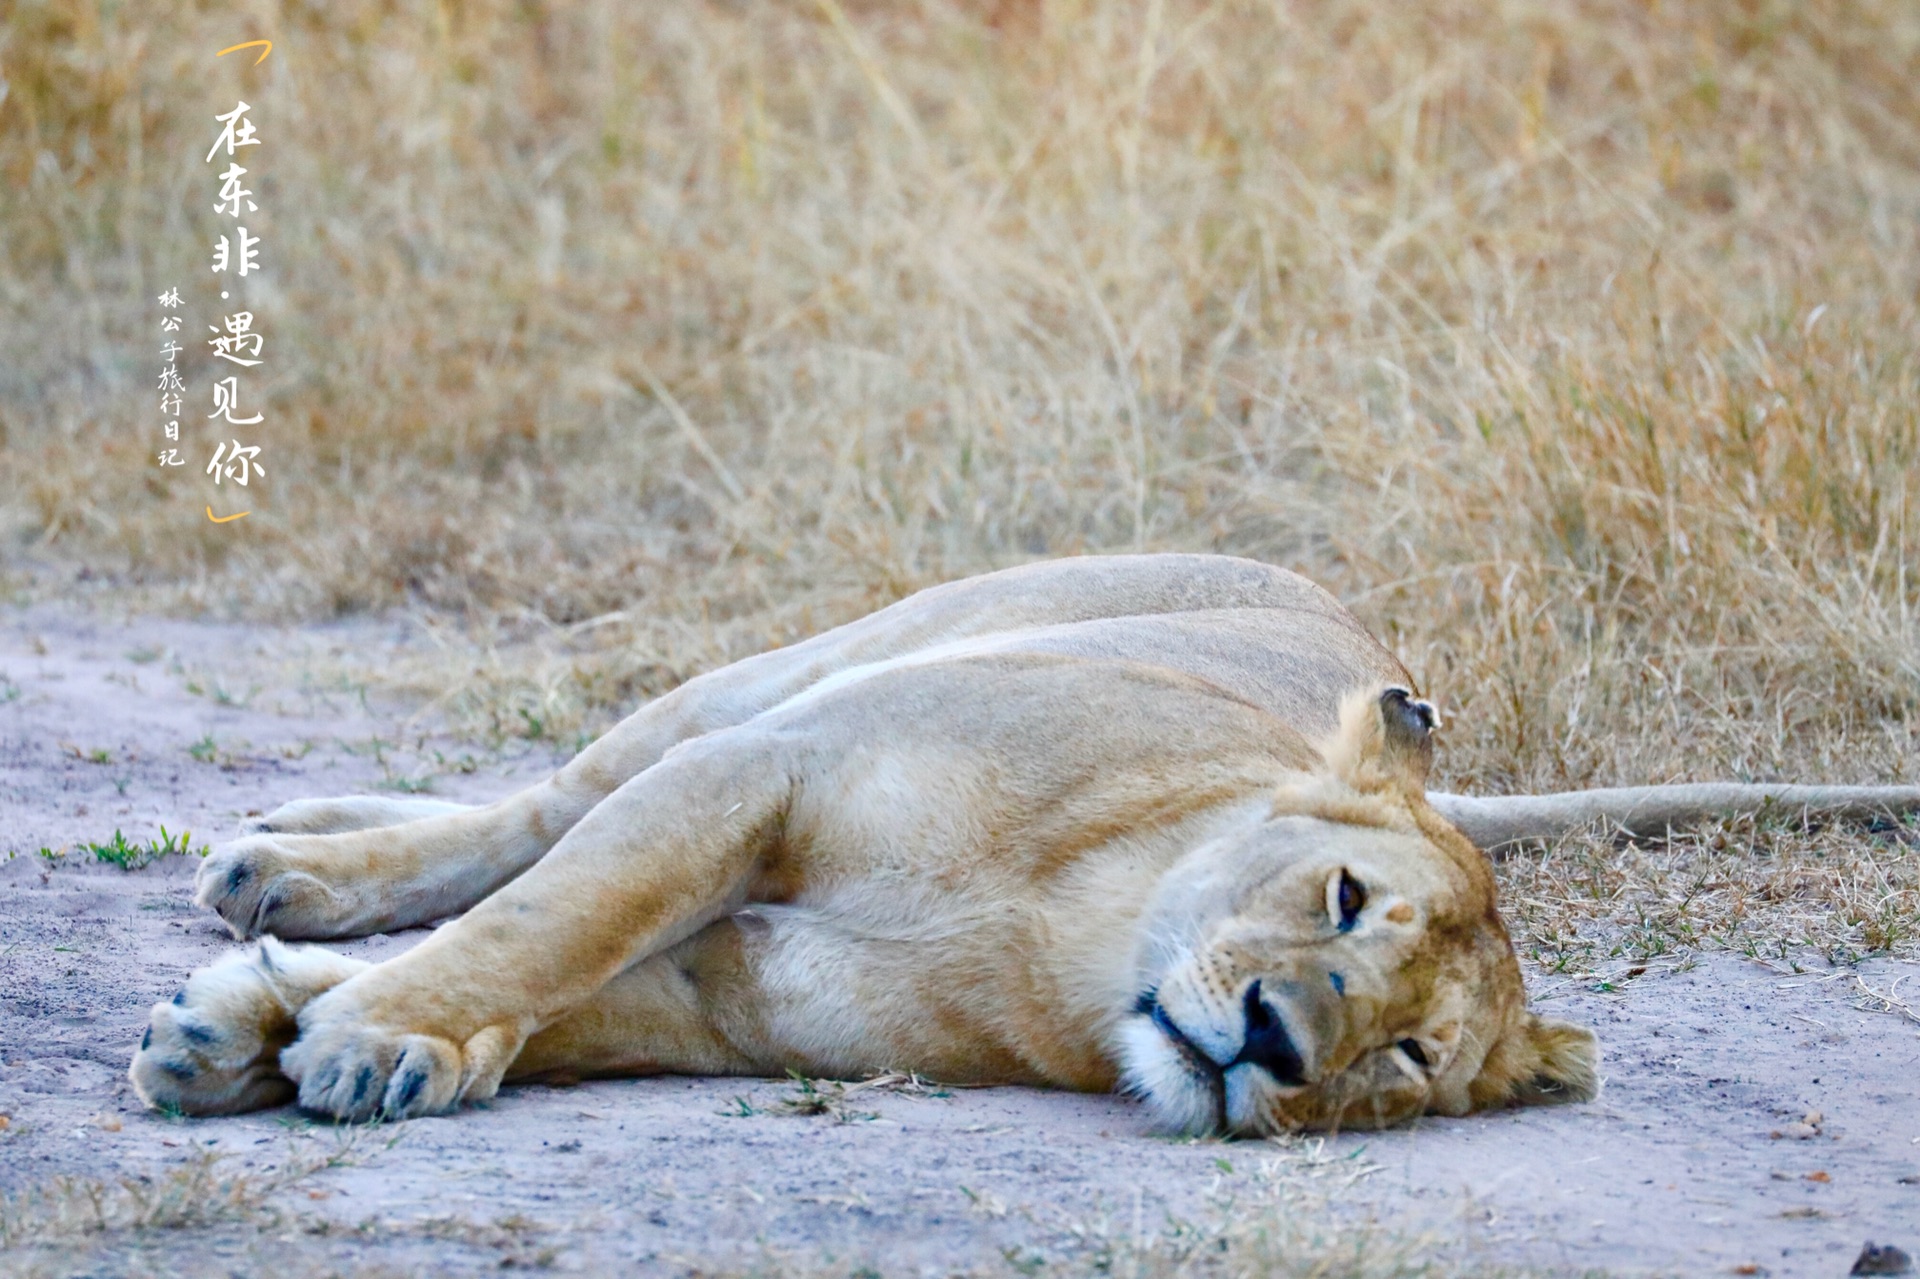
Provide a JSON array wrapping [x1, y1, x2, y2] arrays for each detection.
[[4, 0, 1918, 800]]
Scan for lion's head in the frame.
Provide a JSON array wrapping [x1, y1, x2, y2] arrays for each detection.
[[1119, 687, 1597, 1135]]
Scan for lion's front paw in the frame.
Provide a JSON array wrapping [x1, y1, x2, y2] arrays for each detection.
[[282, 1023, 464, 1121], [130, 940, 368, 1116], [196, 836, 349, 940], [281, 997, 522, 1122]]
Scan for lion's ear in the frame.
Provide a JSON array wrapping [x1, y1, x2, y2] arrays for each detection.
[[1320, 686, 1437, 797], [1469, 1013, 1600, 1111]]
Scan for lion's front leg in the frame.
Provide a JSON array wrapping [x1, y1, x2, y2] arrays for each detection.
[[275, 732, 793, 1120], [195, 779, 595, 940]]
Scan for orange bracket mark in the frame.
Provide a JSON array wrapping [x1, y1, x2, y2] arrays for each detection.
[[206, 506, 250, 524], [216, 40, 273, 65]]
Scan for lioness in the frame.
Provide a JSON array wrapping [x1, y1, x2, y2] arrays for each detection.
[[130, 555, 1920, 1134]]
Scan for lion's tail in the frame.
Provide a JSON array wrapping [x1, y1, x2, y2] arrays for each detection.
[[1428, 784, 1920, 855]]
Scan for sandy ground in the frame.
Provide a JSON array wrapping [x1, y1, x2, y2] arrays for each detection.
[[2, 601, 1918, 1278]]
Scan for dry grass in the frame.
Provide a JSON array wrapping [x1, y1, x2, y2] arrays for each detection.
[[0, 1136, 1530, 1279], [4, 0, 1919, 958], [1505, 816, 1920, 972], [0, 1141, 346, 1250], [1012, 1138, 1521, 1279], [749, 1136, 1553, 1278]]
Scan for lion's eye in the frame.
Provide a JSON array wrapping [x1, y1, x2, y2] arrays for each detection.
[[1397, 1039, 1432, 1070], [1327, 868, 1367, 931]]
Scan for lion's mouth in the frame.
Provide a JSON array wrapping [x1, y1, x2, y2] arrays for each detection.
[[1133, 991, 1227, 1134]]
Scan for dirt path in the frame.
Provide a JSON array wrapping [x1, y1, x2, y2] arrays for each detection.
[[3, 603, 1917, 1277]]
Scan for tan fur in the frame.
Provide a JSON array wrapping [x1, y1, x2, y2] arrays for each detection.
[[134, 554, 1603, 1133]]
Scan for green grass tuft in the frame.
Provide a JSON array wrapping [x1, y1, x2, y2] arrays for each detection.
[[78, 827, 207, 872]]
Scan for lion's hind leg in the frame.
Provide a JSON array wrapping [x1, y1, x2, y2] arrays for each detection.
[[243, 796, 475, 837], [132, 935, 754, 1119], [507, 938, 759, 1084], [130, 940, 368, 1116]]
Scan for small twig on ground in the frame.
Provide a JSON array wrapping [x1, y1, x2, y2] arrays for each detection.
[[1848, 973, 1919, 1025]]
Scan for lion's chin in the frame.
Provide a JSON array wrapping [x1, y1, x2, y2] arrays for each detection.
[[1117, 1017, 1222, 1136]]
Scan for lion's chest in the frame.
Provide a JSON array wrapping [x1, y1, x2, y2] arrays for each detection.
[[708, 881, 1121, 1089]]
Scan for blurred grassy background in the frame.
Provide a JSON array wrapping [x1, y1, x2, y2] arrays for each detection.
[[3, 0, 1918, 801]]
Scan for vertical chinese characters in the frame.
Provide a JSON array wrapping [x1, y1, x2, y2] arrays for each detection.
[[206, 101, 267, 491], [156, 289, 186, 467]]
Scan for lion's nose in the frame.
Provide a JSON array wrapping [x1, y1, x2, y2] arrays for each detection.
[[1234, 980, 1306, 1086]]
